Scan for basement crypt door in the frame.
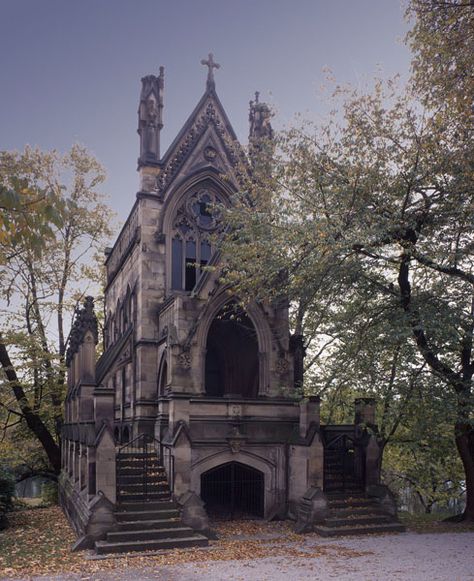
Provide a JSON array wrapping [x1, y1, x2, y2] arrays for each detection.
[[201, 462, 264, 520]]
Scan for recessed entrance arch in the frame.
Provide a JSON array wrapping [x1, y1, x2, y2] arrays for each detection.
[[201, 461, 264, 520], [205, 303, 259, 397]]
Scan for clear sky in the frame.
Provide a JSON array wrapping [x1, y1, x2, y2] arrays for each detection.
[[0, 0, 411, 223]]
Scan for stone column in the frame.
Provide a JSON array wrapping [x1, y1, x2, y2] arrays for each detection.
[[95, 428, 116, 504], [94, 387, 115, 431], [354, 397, 381, 488], [354, 397, 376, 426], [79, 445, 87, 490], [299, 396, 320, 437]]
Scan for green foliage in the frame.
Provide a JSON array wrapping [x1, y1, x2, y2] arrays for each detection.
[[41, 481, 58, 505], [0, 468, 15, 529], [0, 144, 114, 472], [383, 383, 464, 514], [219, 0, 474, 516]]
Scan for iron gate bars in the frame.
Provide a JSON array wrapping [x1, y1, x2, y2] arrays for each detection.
[[117, 433, 174, 501], [323, 433, 365, 494], [201, 461, 264, 520]]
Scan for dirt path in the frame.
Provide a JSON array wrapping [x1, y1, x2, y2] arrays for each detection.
[[2, 532, 473, 581]]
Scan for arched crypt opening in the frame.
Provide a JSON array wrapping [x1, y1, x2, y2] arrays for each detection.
[[201, 461, 264, 520], [205, 303, 259, 398]]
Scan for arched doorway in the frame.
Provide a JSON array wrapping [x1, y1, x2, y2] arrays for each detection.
[[201, 462, 264, 519], [205, 303, 259, 397]]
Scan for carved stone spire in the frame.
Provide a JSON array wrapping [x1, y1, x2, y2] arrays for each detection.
[[137, 67, 164, 167], [66, 296, 99, 366], [200, 53, 220, 90], [249, 91, 273, 141]]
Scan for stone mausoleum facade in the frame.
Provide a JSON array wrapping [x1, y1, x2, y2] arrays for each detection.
[[60, 57, 401, 553]]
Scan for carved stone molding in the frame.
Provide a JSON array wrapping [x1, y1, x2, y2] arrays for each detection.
[[275, 357, 289, 375], [178, 352, 192, 370]]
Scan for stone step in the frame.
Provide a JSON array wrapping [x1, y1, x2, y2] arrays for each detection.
[[107, 526, 195, 543], [324, 514, 392, 527], [115, 508, 180, 522], [116, 467, 166, 477], [330, 506, 387, 518], [117, 500, 177, 512], [117, 492, 171, 502], [117, 449, 157, 458], [95, 534, 209, 555], [118, 483, 169, 494], [117, 474, 168, 485], [117, 460, 163, 469], [314, 522, 406, 537], [328, 498, 377, 509], [326, 492, 366, 499], [115, 518, 182, 531]]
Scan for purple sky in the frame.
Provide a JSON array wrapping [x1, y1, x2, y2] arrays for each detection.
[[0, 0, 411, 224]]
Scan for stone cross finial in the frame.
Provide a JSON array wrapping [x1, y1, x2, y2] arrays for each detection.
[[201, 53, 220, 89]]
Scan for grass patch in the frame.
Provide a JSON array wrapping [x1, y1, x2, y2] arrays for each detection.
[[399, 511, 474, 533]]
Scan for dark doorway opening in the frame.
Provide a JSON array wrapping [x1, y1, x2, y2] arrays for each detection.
[[201, 462, 264, 520], [323, 431, 365, 494], [205, 303, 259, 397]]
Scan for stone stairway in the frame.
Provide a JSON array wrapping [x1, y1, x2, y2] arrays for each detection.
[[313, 493, 406, 537], [94, 451, 208, 555]]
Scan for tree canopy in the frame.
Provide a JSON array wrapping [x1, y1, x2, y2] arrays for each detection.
[[220, 0, 474, 520], [0, 145, 113, 475]]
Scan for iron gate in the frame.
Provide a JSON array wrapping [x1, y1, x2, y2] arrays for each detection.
[[201, 462, 264, 520], [323, 433, 365, 494], [116, 433, 174, 502]]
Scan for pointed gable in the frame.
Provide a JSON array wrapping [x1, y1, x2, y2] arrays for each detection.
[[156, 88, 241, 198]]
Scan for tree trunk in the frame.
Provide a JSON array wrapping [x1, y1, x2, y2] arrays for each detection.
[[398, 255, 474, 522], [455, 421, 474, 522], [0, 339, 61, 473]]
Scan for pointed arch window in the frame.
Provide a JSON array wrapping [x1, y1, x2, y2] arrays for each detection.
[[170, 188, 222, 291]]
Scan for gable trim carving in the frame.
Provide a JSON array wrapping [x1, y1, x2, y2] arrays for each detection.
[[156, 94, 239, 195]]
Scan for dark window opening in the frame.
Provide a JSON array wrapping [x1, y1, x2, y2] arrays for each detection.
[[185, 240, 197, 291], [200, 240, 211, 268], [122, 426, 130, 443], [172, 237, 183, 290], [205, 345, 223, 396], [205, 303, 259, 398]]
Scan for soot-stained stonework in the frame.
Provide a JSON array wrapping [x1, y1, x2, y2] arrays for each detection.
[[59, 58, 392, 552]]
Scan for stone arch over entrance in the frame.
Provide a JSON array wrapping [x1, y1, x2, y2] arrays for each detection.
[[191, 450, 275, 518], [205, 301, 259, 397], [196, 292, 273, 396], [201, 461, 264, 519]]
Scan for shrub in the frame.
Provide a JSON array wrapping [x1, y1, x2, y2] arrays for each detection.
[[0, 470, 15, 530], [41, 481, 58, 505]]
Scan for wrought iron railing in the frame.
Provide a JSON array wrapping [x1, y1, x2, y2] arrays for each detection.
[[117, 433, 174, 500], [323, 432, 365, 494]]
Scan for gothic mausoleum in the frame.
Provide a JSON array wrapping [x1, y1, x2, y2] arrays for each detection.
[[60, 56, 404, 554]]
